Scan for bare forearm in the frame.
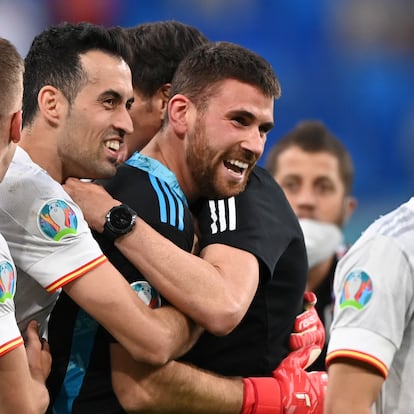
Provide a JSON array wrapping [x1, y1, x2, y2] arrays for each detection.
[[137, 361, 242, 414], [116, 222, 230, 328], [0, 379, 49, 414], [116, 219, 258, 335], [0, 348, 49, 414], [65, 267, 201, 365], [63, 179, 257, 335], [153, 306, 204, 360], [30, 380, 50, 413], [325, 401, 373, 414], [112, 351, 243, 414], [325, 361, 383, 414]]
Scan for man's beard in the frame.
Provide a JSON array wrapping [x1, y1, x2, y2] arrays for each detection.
[[186, 118, 254, 199]]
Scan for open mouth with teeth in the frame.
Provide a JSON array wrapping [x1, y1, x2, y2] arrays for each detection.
[[104, 140, 122, 155], [224, 159, 249, 176]]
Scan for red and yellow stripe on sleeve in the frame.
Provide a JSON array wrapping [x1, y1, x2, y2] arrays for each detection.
[[326, 349, 388, 378], [0, 336, 24, 357], [45, 254, 108, 293]]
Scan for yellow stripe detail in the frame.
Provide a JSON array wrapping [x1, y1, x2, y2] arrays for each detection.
[[46, 255, 108, 292], [0, 336, 24, 357], [326, 349, 388, 378]]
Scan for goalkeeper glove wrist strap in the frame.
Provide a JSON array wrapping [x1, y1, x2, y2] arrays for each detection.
[[241, 377, 282, 414]]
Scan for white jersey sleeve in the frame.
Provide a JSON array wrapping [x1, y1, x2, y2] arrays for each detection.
[[327, 197, 414, 412], [0, 147, 106, 333], [0, 235, 23, 356]]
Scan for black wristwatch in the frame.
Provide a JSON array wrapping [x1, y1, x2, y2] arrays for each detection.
[[102, 204, 137, 241]]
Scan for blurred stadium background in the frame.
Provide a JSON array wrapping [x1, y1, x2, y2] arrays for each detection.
[[1, 0, 413, 244]]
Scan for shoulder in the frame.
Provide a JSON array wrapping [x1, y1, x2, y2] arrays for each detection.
[[238, 166, 299, 225], [2, 147, 67, 201], [354, 199, 414, 256], [246, 166, 283, 193], [243, 167, 293, 207], [0, 151, 84, 235], [101, 164, 157, 200]]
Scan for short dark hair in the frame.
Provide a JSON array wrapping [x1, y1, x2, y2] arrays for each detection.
[[265, 120, 354, 194], [0, 37, 23, 119], [169, 41, 281, 112], [23, 22, 132, 127], [124, 20, 209, 98]]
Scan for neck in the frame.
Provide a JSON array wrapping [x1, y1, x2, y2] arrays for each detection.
[[141, 131, 199, 203], [20, 127, 64, 183]]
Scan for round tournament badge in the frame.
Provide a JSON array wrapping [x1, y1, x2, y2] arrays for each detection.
[[130, 281, 161, 309], [38, 199, 78, 241], [0, 261, 16, 303], [340, 270, 373, 310]]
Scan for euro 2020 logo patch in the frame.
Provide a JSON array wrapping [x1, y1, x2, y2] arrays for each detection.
[[38, 199, 78, 241], [130, 281, 161, 309], [340, 270, 373, 310], [0, 261, 16, 303]]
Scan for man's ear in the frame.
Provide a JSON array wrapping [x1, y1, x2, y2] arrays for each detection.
[[37, 85, 65, 126], [156, 83, 171, 120], [9, 110, 22, 144], [167, 93, 191, 136]]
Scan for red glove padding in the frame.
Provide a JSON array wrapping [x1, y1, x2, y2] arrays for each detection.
[[241, 345, 328, 414], [289, 292, 325, 365], [273, 345, 327, 414]]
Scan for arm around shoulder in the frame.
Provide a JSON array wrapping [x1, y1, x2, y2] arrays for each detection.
[[64, 178, 258, 335], [64, 260, 202, 365], [116, 225, 260, 335]]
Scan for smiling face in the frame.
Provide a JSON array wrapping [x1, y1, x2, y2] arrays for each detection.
[[273, 145, 353, 226], [186, 79, 274, 199], [58, 50, 134, 180]]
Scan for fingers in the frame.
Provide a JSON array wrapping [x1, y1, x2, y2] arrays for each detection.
[[63, 177, 81, 185], [24, 320, 41, 346], [303, 291, 317, 307], [40, 337, 50, 352], [63, 178, 104, 196], [289, 291, 325, 353], [24, 320, 50, 351], [293, 306, 320, 333], [23, 320, 52, 382], [289, 326, 325, 352], [280, 344, 322, 371]]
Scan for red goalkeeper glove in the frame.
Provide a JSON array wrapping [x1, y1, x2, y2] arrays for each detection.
[[289, 292, 325, 365], [241, 345, 328, 414]]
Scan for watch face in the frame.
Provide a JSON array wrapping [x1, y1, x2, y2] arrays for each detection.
[[112, 208, 133, 230]]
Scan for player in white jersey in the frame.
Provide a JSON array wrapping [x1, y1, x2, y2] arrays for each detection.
[[0, 236, 51, 413], [2, 146, 106, 335], [0, 37, 51, 414], [0, 238, 21, 359], [0, 22, 201, 370], [325, 197, 414, 413]]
